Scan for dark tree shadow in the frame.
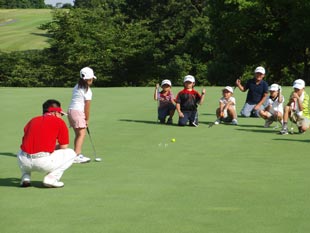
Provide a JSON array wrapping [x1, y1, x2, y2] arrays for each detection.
[[0, 152, 16, 158], [31, 32, 51, 38]]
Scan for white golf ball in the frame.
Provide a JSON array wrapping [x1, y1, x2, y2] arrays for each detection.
[[95, 158, 102, 162]]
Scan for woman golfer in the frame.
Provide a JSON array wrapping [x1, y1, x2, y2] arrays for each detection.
[[68, 67, 96, 163]]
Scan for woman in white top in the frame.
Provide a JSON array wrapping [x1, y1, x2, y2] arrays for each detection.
[[68, 67, 96, 163]]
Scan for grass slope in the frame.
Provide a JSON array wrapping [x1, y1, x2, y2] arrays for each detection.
[[0, 9, 52, 51], [1, 86, 310, 233]]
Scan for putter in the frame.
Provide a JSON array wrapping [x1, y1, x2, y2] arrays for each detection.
[[208, 118, 219, 128], [208, 122, 215, 128], [156, 86, 160, 123], [191, 112, 199, 127], [86, 127, 102, 162]]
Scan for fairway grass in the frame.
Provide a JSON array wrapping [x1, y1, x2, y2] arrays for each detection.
[[1, 87, 310, 233], [0, 9, 52, 51]]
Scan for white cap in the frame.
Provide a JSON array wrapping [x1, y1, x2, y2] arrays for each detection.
[[223, 86, 233, 93], [293, 79, 305, 89], [184, 75, 195, 83], [269, 84, 280, 91], [80, 67, 97, 80], [161, 79, 172, 87], [254, 66, 265, 74]]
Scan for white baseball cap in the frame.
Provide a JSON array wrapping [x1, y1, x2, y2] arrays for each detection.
[[293, 79, 305, 89], [184, 75, 195, 83], [269, 84, 280, 91], [254, 66, 265, 74], [80, 67, 97, 80], [223, 86, 233, 93], [161, 79, 172, 87]]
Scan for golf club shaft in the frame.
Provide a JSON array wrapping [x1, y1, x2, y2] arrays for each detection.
[[86, 127, 99, 160]]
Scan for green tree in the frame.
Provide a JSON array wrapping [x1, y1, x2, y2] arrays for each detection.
[[207, 0, 310, 85], [40, 8, 155, 86]]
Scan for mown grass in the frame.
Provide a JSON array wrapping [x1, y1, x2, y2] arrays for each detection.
[[1, 86, 310, 233], [0, 9, 52, 51]]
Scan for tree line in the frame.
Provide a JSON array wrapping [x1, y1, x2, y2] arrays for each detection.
[[0, 0, 46, 8], [1, 0, 310, 87]]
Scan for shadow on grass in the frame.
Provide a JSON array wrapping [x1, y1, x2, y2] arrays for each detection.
[[201, 113, 216, 116], [0, 177, 46, 188], [119, 119, 167, 125], [273, 138, 310, 143], [0, 152, 16, 158], [31, 32, 51, 38], [235, 128, 278, 133]]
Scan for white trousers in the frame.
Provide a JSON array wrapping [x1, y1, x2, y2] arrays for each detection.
[[17, 149, 76, 181]]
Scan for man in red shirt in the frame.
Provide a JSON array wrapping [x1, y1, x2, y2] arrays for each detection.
[[17, 99, 76, 188]]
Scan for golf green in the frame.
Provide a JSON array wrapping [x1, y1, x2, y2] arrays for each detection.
[[1, 86, 310, 233]]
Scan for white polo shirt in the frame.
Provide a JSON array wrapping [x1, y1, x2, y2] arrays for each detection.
[[68, 84, 92, 112]]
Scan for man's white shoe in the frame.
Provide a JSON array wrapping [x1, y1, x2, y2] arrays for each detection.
[[73, 154, 91, 164], [20, 173, 31, 187], [43, 176, 64, 188]]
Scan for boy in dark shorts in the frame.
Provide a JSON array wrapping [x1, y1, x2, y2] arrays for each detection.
[[175, 75, 206, 126]]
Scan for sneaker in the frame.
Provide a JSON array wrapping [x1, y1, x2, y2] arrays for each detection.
[[43, 175, 64, 188], [20, 173, 31, 187], [298, 127, 305, 134], [279, 127, 288, 135], [190, 121, 198, 127], [264, 118, 273, 128], [231, 119, 238, 125], [73, 154, 91, 164], [214, 119, 220, 125], [166, 117, 173, 125]]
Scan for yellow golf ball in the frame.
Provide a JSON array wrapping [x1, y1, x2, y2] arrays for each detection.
[[171, 138, 176, 142]]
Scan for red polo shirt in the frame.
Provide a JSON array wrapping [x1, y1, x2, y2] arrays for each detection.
[[175, 88, 202, 111], [20, 115, 69, 154]]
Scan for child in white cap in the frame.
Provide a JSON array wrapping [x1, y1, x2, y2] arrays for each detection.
[[280, 79, 310, 134], [68, 67, 96, 163], [175, 75, 206, 126], [259, 84, 284, 128], [154, 79, 176, 124], [214, 86, 238, 125]]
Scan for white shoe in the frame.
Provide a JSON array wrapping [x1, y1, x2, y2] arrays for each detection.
[[231, 119, 238, 125], [43, 176, 64, 188], [73, 154, 91, 164], [264, 119, 273, 128], [20, 173, 31, 187]]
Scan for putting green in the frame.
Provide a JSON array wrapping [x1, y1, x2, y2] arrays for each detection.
[[1, 86, 310, 233]]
